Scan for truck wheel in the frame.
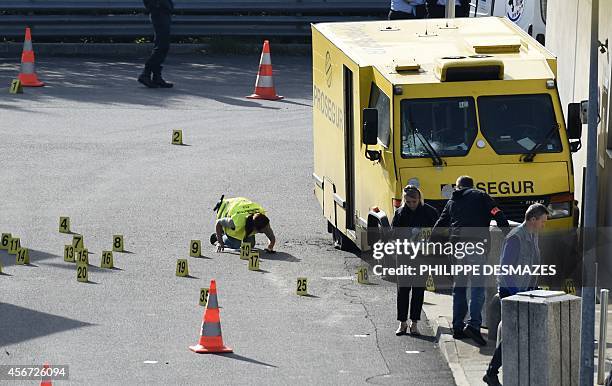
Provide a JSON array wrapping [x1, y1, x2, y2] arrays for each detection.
[[331, 225, 356, 251]]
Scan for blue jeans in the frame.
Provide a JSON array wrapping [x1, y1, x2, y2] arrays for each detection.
[[222, 234, 255, 250], [452, 252, 486, 330]]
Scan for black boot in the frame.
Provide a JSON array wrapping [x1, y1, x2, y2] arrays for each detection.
[[152, 70, 173, 88], [138, 66, 158, 88], [483, 372, 502, 386]]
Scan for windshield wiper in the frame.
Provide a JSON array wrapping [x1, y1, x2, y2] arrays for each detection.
[[414, 128, 444, 166], [520, 123, 559, 162]]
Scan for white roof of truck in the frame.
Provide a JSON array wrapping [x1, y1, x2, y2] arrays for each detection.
[[313, 17, 557, 84]]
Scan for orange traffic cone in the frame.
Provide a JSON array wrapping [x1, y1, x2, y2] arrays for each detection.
[[19, 27, 44, 87], [246, 40, 283, 101], [189, 279, 233, 353], [40, 362, 52, 386]]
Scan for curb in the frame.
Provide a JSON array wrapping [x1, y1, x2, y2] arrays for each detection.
[[427, 312, 471, 386], [0, 42, 312, 57]]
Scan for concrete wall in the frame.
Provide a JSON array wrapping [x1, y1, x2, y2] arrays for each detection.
[[547, 0, 612, 226]]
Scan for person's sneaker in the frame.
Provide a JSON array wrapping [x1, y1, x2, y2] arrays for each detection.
[[137, 73, 158, 88], [395, 322, 408, 336], [210, 233, 217, 245], [452, 328, 467, 339], [464, 325, 487, 346], [153, 76, 173, 88], [483, 373, 502, 386], [409, 322, 420, 336]]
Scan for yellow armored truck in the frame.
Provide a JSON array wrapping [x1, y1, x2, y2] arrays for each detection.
[[311, 17, 582, 253]]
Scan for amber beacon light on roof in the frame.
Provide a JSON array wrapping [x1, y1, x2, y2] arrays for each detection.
[[435, 56, 504, 82]]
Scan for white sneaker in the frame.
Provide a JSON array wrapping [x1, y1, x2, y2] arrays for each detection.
[[395, 322, 408, 336]]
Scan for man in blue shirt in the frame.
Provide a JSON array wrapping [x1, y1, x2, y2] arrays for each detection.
[[389, 0, 427, 20], [483, 203, 550, 386]]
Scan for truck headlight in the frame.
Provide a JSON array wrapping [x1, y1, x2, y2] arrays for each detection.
[[547, 200, 572, 219]]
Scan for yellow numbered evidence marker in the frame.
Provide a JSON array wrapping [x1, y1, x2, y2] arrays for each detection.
[[76, 248, 89, 265], [59, 217, 70, 233], [171, 129, 183, 145], [357, 266, 369, 284], [64, 245, 75, 263], [9, 79, 23, 94], [296, 277, 308, 296], [76, 262, 88, 283], [248, 251, 260, 271], [190, 240, 201, 257], [72, 234, 84, 250], [564, 279, 577, 295], [8, 237, 20, 255], [16, 247, 30, 265], [240, 242, 251, 260], [199, 288, 209, 306], [0, 233, 11, 250], [112, 235, 124, 252], [426, 275, 436, 292], [101, 251, 114, 269], [175, 258, 189, 277]]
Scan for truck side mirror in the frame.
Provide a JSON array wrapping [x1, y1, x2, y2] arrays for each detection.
[[362, 108, 378, 145], [566, 103, 583, 140], [566, 103, 583, 152]]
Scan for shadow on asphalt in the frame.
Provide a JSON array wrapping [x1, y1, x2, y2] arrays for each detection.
[[259, 251, 300, 262], [41, 262, 121, 274], [213, 352, 277, 368], [299, 294, 320, 298], [0, 249, 60, 268], [405, 334, 437, 343], [0, 303, 95, 347], [0, 56, 312, 109]]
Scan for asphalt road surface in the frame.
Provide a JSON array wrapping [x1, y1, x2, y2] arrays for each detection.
[[0, 54, 455, 385]]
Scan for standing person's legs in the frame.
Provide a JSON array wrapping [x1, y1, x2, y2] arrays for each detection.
[[427, 4, 446, 18], [452, 274, 468, 334], [463, 252, 487, 345], [397, 286, 411, 322], [484, 337, 503, 385], [409, 286, 425, 321], [468, 279, 485, 329], [141, 10, 172, 87], [409, 286, 425, 335]]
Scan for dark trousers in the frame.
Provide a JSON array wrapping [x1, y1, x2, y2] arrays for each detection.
[[427, 4, 470, 18], [388, 5, 427, 20], [397, 286, 425, 322], [145, 10, 171, 76], [487, 289, 512, 375]]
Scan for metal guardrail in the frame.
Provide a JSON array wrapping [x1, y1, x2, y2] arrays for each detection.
[[0, 1, 389, 39]]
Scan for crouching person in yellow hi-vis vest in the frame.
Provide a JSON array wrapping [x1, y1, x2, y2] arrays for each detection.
[[211, 197, 276, 253]]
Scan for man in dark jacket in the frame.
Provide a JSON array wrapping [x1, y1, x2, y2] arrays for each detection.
[[139, 0, 174, 88], [432, 175, 509, 346]]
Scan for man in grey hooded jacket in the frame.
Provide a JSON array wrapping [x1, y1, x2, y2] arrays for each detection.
[[483, 203, 550, 386]]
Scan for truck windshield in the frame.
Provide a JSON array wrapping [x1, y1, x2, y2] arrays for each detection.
[[401, 97, 478, 158], [478, 94, 562, 155]]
